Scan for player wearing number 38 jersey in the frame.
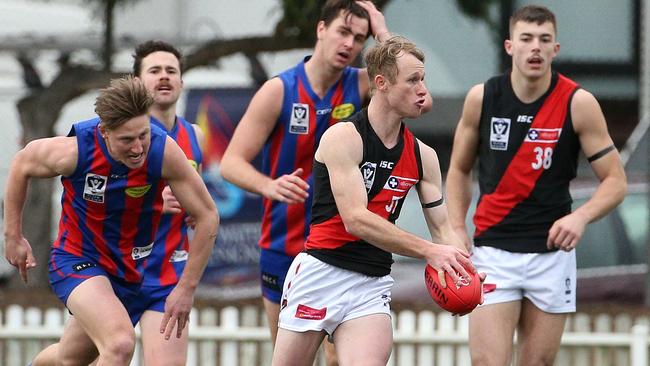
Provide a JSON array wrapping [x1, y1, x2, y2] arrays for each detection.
[[473, 71, 580, 253]]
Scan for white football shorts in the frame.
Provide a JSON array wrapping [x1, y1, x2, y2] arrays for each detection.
[[472, 246, 576, 313], [278, 252, 393, 337]]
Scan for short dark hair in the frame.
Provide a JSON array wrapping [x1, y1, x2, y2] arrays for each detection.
[[509, 5, 557, 36], [95, 75, 153, 130], [132, 40, 183, 76], [365, 35, 424, 84], [320, 0, 371, 38]]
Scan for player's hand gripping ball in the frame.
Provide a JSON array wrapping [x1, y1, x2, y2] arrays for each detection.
[[424, 264, 481, 314]]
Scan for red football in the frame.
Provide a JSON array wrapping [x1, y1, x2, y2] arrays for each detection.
[[424, 264, 481, 314]]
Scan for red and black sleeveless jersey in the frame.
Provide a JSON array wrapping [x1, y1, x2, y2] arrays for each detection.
[[473, 71, 580, 253], [305, 109, 423, 276]]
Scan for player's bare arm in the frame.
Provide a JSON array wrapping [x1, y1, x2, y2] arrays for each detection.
[[416, 141, 466, 252], [547, 89, 627, 251], [221, 78, 309, 203], [4, 137, 78, 282], [160, 137, 219, 340], [446, 84, 483, 250], [317, 122, 473, 284]]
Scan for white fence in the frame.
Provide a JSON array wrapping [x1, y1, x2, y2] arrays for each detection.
[[1, 304, 650, 366]]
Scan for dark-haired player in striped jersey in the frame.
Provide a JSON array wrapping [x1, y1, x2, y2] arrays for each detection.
[[4, 76, 218, 366], [273, 36, 475, 366], [447, 5, 627, 366], [221, 2, 431, 360]]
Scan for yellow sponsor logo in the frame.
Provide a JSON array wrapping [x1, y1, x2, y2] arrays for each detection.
[[125, 185, 152, 198], [331, 103, 355, 120], [188, 160, 198, 171]]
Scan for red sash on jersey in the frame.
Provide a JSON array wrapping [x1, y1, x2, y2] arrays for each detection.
[[474, 75, 578, 236]]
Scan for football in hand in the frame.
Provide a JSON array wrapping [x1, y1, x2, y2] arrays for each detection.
[[424, 264, 481, 314]]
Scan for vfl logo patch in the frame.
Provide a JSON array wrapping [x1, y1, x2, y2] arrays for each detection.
[[331, 103, 355, 120], [131, 242, 153, 260], [360, 162, 377, 192], [490, 117, 510, 151], [289, 103, 309, 134], [524, 128, 562, 143], [384, 176, 417, 192], [170, 250, 188, 263], [83, 174, 108, 203], [71, 261, 96, 272], [125, 185, 152, 198], [295, 304, 327, 320]]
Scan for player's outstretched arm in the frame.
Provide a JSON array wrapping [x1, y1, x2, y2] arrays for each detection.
[[4, 137, 77, 282], [161, 137, 219, 339], [446, 84, 483, 251], [547, 89, 627, 251], [221, 78, 309, 204], [317, 122, 473, 285]]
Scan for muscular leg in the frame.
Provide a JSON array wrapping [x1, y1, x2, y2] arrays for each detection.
[[272, 328, 325, 366], [32, 317, 98, 366], [333, 314, 392, 366], [469, 301, 521, 366], [515, 299, 567, 366], [139, 310, 189, 366], [65, 276, 136, 366]]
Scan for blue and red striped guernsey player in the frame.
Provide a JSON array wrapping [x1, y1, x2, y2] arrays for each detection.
[[447, 5, 627, 366], [27, 42, 207, 366], [3, 76, 218, 366], [221, 3, 431, 360]]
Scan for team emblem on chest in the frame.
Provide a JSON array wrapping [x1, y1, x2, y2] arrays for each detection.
[[490, 117, 511, 151], [290, 103, 309, 134], [360, 162, 377, 193], [83, 173, 107, 203]]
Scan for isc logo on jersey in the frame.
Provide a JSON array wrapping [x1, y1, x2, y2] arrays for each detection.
[[83, 173, 108, 203], [489, 117, 510, 151], [290, 103, 309, 134]]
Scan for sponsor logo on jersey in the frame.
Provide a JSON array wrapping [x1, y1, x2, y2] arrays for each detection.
[[384, 175, 418, 192], [316, 108, 332, 115], [360, 162, 377, 192], [125, 185, 152, 198], [524, 128, 562, 143], [83, 173, 108, 203], [379, 160, 394, 169], [131, 242, 154, 260], [170, 250, 188, 262], [71, 261, 96, 272], [517, 115, 534, 123], [489, 117, 511, 150], [295, 304, 327, 320], [331, 103, 355, 120], [289, 103, 309, 134]]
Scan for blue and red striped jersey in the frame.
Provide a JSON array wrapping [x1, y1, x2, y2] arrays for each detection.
[[53, 117, 167, 283], [260, 57, 362, 257], [144, 116, 203, 286]]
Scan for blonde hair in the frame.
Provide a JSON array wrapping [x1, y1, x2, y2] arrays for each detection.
[[364, 35, 424, 84], [94, 75, 153, 130]]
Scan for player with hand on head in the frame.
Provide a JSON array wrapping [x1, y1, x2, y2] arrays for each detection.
[[220, 2, 431, 363], [272, 35, 477, 366], [446, 5, 626, 365]]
